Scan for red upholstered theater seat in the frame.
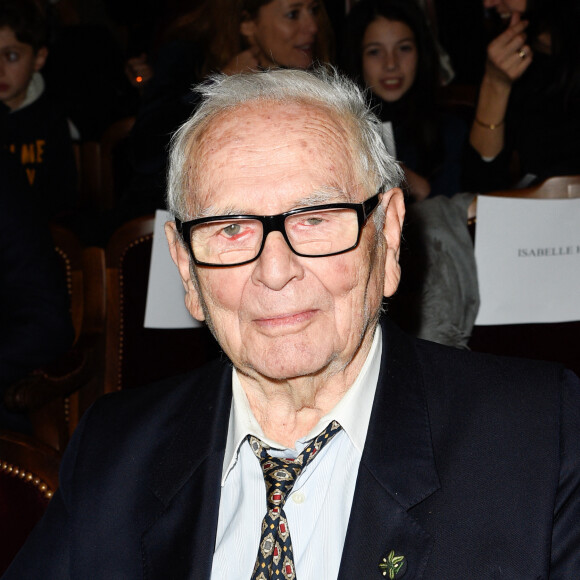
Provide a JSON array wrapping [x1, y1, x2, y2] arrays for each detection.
[[0, 431, 60, 574]]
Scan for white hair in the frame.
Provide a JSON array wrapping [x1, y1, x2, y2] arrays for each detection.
[[166, 66, 403, 221]]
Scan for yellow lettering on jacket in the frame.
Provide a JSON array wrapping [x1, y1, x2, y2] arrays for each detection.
[[26, 168, 36, 185], [36, 140, 46, 163], [21, 143, 35, 164]]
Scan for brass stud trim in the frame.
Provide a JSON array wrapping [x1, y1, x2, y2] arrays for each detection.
[[0, 459, 54, 499], [117, 234, 153, 391]]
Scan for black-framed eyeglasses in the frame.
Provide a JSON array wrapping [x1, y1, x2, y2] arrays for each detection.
[[175, 191, 381, 267]]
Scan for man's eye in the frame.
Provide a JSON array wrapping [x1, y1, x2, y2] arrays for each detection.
[[5, 51, 19, 62], [222, 223, 242, 237], [305, 217, 324, 226], [285, 9, 300, 19], [398, 44, 415, 53]]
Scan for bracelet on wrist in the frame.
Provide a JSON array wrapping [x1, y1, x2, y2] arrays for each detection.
[[474, 117, 504, 130]]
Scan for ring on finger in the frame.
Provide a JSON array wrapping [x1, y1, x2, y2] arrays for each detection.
[[517, 48, 527, 59]]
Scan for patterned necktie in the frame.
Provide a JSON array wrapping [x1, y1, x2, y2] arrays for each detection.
[[248, 420, 342, 580]]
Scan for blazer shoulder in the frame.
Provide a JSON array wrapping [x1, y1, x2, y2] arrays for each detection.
[[412, 338, 568, 444], [415, 337, 566, 390], [93, 356, 230, 414], [72, 357, 232, 458]]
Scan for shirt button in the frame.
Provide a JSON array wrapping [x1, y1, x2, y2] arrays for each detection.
[[291, 491, 306, 504]]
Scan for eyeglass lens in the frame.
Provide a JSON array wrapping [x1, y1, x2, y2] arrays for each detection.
[[190, 207, 360, 265]]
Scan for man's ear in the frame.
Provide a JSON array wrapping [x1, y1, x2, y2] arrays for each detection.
[[164, 221, 205, 321], [380, 187, 405, 298], [33, 47, 48, 72]]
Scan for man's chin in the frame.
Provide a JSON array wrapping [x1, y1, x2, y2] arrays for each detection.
[[242, 348, 333, 383]]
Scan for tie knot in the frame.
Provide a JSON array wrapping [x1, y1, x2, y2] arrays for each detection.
[[248, 420, 342, 507]]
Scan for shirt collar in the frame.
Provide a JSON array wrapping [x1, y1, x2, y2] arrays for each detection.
[[12, 72, 44, 113], [221, 326, 383, 484]]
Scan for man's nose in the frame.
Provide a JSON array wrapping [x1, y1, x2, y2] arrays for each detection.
[[251, 231, 304, 291]]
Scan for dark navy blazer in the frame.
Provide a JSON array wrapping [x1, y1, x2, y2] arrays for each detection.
[[5, 319, 580, 579]]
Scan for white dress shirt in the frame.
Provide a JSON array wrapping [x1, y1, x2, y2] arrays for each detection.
[[211, 327, 383, 580]]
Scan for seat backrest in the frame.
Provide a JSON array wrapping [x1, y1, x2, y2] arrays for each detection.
[[50, 223, 85, 341], [0, 431, 60, 575], [100, 116, 136, 210], [104, 216, 220, 393], [75, 141, 102, 211], [19, 224, 85, 451], [483, 175, 580, 199], [468, 175, 580, 235], [16, 226, 106, 450], [49, 223, 106, 343], [74, 117, 136, 212]]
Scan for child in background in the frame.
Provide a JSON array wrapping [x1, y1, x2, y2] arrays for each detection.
[[0, 0, 77, 219]]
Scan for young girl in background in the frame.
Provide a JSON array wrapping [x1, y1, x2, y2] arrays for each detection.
[[343, 0, 466, 200]]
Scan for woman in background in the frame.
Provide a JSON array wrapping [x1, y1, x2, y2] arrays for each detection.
[[116, 0, 334, 229], [464, 0, 580, 191], [343, 0, 466, 201], [212, 0, 333, 75]]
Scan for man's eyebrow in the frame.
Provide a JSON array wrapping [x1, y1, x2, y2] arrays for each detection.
[[195, 187, 351, 218], [196, 204, 240, 218], [292, 188, 350, 208]]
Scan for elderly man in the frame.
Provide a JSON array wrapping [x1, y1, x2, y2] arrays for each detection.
[[5, 68, 580, 579]]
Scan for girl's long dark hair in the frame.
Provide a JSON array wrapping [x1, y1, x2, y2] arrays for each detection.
[[342, 0, 442, 178]]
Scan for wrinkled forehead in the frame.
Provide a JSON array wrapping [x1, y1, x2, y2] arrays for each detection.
[[183, 100, 363, 215]]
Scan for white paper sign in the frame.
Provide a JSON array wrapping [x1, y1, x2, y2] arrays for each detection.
[[144, 210, 202, 329], [474, 196, 580, 325]]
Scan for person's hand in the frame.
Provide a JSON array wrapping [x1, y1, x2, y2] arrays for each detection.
[[222, 47, 261, 75], [485, 13, 533, 87], [125, 53, 154, 88]]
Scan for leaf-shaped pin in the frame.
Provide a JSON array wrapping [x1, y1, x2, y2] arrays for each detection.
[[379, 550, 406, 579]]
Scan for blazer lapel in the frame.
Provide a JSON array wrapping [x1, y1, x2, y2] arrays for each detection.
[[339, 319, 440, 579], [141, 362, 233, 580]]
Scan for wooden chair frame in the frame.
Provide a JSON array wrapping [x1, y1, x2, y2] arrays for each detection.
[[4, 225, 106, 450], [104, 215, 156, 393]]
